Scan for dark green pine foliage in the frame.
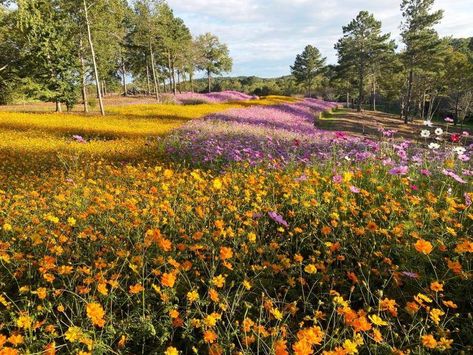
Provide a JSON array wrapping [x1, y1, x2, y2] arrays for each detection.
[[335, 11, 395, 112], [291, 45, 326, 97], [400, 0, 444, 123]]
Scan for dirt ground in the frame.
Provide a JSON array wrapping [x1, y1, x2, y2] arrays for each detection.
[[317, 109, 472, 142]]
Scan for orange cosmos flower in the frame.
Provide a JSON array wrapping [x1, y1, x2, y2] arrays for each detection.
[[219, 247, 233, 260], [86, 302, 106, 327], [129, 283, 144, 294], [421, 334, 437, 349], [274, 339, 289, 355], [430, 281, 444, 292], [203, 330, 218, 344], [414, 239, 433, 255], [161, 272, 176, 288]]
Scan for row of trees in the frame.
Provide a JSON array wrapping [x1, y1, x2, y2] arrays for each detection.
[[0, 0, 233, 114], [291, 0, 473, 124]]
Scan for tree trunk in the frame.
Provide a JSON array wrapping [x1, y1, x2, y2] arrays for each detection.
[[190, 71, 194, 93], [122, 58, 127, 96], [149, 44, 160, 101], [79, 40, 89, 113], [55, 100, 62, 113], [357, 63, 364, 112], [207, 69, 211, 93], [404, 69, 413, 124], [420, 91, 426, 120], [177, 70, 181, 94], [372, 77, 376, 111], [346, 92, 349, 108], [83, 0, 105, 116], [146, 62, 151, 96]]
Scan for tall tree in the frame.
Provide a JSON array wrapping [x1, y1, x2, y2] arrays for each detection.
[[335, 11, 395, 112], [400, 0, 444, 123], [196, 33, 232, 93], [291, 45, 326, 97]]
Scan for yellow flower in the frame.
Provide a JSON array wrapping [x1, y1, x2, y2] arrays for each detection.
[[86, 302, 105, 328], [304, 264, 317, 274], [64, 326, 84, 342], [242, 280, 252, 290], [247, 232, 256, 243], [67, 217, 76, 226], [213, 178, 223, 190], [16, 314, 33, 330], [187, 290, 199, 303], [2, 223, 12, 231], [270, 308, 283, 321], [368, 314, 388, 326], [429, 308, 445, 325], [342, 339, 358, 354], [204, 313, 219, 327], [164, 347, 179, 355], [212, 275, 226, 288]]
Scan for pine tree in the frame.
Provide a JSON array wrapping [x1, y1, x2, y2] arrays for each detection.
[[291, 45, 326, 97], [335, 11, 395, 112], [400, 0, 444, 123]]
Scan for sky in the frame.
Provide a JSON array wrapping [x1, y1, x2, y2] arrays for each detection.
[[167, 0, 473, 78]]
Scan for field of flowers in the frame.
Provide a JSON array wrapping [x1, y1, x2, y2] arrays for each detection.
[[0, 95, 472, 354]]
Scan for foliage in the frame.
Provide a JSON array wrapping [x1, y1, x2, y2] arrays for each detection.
[[291, 45, 326, 97]]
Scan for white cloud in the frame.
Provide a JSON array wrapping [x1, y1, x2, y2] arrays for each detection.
[[167, 0, 473, 77]]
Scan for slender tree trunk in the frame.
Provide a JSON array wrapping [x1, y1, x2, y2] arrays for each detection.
[[454, 94, 459, 125], [146, 62, 151, 96], [190, 71, 194, 93], [420, 91, 426, 120], [372, 77, 377, 111], [83, 0, 104, 115], [404, 69, 413, 124], [122, 58, 127, 96], [357, 62, 364, 112], [346, 92, 349, 108], [55, 100, 62, 113], [79, 40, 89, 113], [149, 44, 159, 101], [207, 69, 211, 93], [177, 70, 182, 94]]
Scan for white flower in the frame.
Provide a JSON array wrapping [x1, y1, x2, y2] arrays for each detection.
[[453, 147, 466, 155], [428, 143, 440, 150], [420, 130, 431, 138], [423, 120, 433, 127], [435, 128, 443, 136]]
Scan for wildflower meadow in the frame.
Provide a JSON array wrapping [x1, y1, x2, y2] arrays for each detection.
[[0, 92, 471, 355]]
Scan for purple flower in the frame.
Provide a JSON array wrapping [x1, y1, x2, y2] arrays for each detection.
[[420, 169, 431, 176], [442, 169, 467, 184], [465, 193, 472, 207], [332, 175, 343, 184], [268, 211, 289, 228], [349, 186, 361, 194], [72, 135, 86, 143], [389, 166, 409, 176], [294, 174, 308, 182], [402, 271, 419, 279]]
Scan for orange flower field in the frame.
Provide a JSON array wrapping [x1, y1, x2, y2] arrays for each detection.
[[0, 100, 472, 354]]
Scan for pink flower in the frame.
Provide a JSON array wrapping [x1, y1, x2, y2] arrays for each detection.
[[349, 186, 360, 194], [444, 117, 454, 123], [389, 166, 409, 176], [332, 175, 343, 184], [268, 212, 289, 228]]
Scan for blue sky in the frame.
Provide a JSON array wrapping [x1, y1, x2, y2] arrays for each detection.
[[167, 0, 473, 78]]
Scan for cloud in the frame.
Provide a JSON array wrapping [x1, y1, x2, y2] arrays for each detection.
[[167, 0, 473, 77]]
